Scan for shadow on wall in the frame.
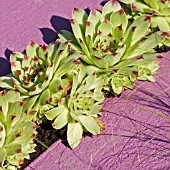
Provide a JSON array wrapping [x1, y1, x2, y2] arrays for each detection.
[[39, 8, 91, 44], [0, 48, 12, 77], [39, 15, 72, 44]]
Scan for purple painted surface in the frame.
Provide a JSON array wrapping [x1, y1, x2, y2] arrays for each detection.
[[0, 1, 170, 170]]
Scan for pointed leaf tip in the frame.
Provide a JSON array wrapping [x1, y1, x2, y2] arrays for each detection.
[[119, 8, 125, 15], [24, 55, 29, 60], [161, 0, 166, 4], [74, 59, 82, 65], [10, 61, 16, 67], [103, 18, 109, 23], [41, 45, 47, 51], [16, 70, 22, 75], [118, 24, 123, 30], [161, 32, 169, 38], [111, 0, 118, 5], [30, 40, 36, 47], [59, 50, 64, 55], [98, 30, 102, 35], [156, 55, 164, 59], [144, 15, 151, 21], [141, 37, 147, 42], [33, 56, 38, 62], [92, 10, 96, 16], [10, 78, 15, 82], [55, 40, 61, 44], [70, 19, 75, 24], [1, 90, 6, 96], [132, 71, 138, 75], [79, 38, 83, 43], [73, 8, 80, 12], [132, 26, 136, 32], [108, 33, 112, 37], [131, 4, 137, 10], [86, 21, 91, 26]]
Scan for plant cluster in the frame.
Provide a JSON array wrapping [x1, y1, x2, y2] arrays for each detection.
[[0, 0, 169, 169], [119, 0, 170, 46]]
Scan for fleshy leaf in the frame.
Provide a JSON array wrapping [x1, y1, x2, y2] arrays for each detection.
[[102, 0, 121, 18], [52, 110, 70, 129], [67, 122, 83, 148], [45, 105, 68, 121], [79, 115, 100, 135]]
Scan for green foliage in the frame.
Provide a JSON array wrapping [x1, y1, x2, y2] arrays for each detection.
[[43, 71, 105, 148], [0, 91, 37, 169], [120, 0, 170, 46], [59, 0, 165, 94], [0, 41, 80, 97], [0, 0, 167, 152]]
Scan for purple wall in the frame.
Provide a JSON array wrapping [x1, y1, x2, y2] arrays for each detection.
[[0, 1, 170, 170]]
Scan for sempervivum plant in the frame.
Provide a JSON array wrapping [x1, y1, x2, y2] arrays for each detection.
[[59, 0, 167, 94], [119, 0, 170, 46], [0, 90, 37, 169], [0, 41, 82, 120], [0, 41, 77, 96], [101, 53, 161, 94], [43, 70, 105, 148]]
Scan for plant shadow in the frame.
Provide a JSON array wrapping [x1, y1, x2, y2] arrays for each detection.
[[0, 48, 12, 80], [0, 48, 12, 91], [39, 15, 72, 44], [39, 7, 91, 45]]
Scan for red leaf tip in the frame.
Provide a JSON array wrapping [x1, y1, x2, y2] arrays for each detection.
[[91, 10, 96, 16], [24, 55, 29, 60], [16, 70, 22, 75], [111, 0, 118, 5], [74, 59, 82, 65], [58, 99, 63, 105], [161, 0, 167, 4], [70, 19, 75, 25], [58, 85, 63, 91], [16, 148, 22, 153], [41, 45, 47, 51], [103, 18, 109, 23], [86, 20, 91, 26], [119, 8, 124, 15], [118, 24, 123, 31], [131, 3, 137, 10], [1, 90, 6, 96], [144, 15, 151, 21], [156, 55, 163, 59], [20, 101, 25, 106], [98, 30, 102, 35], [73, 8, 80, 12], [33, 56, 38, 62], [30, 41, 36, 47], [132, 71, 138, 75], [107, 33, 112, 37], [95, 56, 103, 60], [161, 32, 169, 37], [10, 61, 16, 67]]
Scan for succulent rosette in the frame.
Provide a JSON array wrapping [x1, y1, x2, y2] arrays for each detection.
[[42, 69, 105, 148], [102, 53, 160, 94], [120, 0, 170, 46], [0, 41, 79, 96], [0, 41, 83, 120], [0, 90, 37, 169], [59, 0, 167, 94]]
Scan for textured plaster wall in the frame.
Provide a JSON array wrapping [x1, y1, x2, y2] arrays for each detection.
[[0, 0, 170, 170]]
